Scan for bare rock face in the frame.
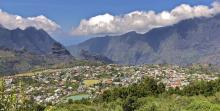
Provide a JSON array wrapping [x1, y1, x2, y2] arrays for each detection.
[[51, 42, 71, 57], [79, 49, 113, 64]]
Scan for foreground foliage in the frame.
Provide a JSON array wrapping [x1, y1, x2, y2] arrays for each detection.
[[0, 79, 46, 111], [49, 93, 220, 111], [49, 78, 220, 111]]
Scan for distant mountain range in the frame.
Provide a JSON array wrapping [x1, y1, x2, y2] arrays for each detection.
[[68, 14, 220, 65]]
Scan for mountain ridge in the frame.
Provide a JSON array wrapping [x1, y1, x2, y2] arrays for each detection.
[[0, 26, 71, 57], [0, 26, 73, 75], [68, 14, 220, 65]]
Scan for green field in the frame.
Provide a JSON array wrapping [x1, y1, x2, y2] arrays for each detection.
[[65, 94, 90, 101], [83, 79, 100, 87]]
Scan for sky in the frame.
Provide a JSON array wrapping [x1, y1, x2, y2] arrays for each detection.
[[0, 0, 218, 46]]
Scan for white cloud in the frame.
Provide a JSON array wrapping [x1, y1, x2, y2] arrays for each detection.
[[0, 9, 60, 33], [72, 2, 220, 36]]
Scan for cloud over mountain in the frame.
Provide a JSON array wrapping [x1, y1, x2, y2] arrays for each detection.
[[72, 2, 220, 36], [0, 9, 60, 33]]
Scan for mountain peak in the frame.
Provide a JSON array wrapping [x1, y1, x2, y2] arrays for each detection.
[[0, 24, 4, 28], [25, 26, 39, 31], [0, 26, 71, 57], [123, 31, 138, 36]]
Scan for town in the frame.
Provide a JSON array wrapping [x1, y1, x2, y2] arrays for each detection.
[[2, 64, 219, 104]]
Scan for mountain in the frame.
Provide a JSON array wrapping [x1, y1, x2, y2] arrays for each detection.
[[0, 49, 73, 76], [0, 26, 73, 75], [79, 49, 113, 64], [0, 26, 71, 57], [68, 14, 220, 65]]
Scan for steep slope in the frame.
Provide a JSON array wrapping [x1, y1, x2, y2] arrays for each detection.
[[0, 26, 73, 75], [79, 49, 113, 64], [0, 26, 71, 57], [0, 48, 73, 76], [68, 14, 220, 65]]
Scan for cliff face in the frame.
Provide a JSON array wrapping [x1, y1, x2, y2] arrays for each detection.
[[79, 49, 113, 64]]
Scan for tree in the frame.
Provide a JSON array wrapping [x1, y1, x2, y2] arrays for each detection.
[[68, 99, 73, 104], [122, 96, 139, 111]]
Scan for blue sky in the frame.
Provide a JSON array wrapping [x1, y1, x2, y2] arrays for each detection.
[[0, 0, 216, 46]]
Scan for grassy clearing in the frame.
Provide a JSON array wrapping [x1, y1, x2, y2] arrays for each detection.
[[14, 69, 63, 77], [65, 94, 90, 102], [83, 79, 100, 87]]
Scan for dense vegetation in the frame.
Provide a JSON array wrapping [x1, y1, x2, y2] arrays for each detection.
[[50, 77, 220, 111]]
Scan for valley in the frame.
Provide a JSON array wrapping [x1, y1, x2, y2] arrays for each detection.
[[1, 64, 219, 105], [1, 1, 220, 110]]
